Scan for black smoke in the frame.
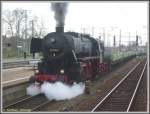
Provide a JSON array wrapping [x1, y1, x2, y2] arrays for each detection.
[[51, 3, 68, 27]]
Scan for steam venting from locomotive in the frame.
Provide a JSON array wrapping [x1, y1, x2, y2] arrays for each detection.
[[26, 82, 85, 101], [41, 82, 85, 101], [51, 3, 68, 33]]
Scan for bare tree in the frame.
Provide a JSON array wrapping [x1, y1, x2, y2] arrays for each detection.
[[2, 9, 26, 38], [38, 19, 46, 38], [33, 16, 47, 38], [13, 9, 26, 38], [2, 10, 15, 36], [3, 9, 47, 39]]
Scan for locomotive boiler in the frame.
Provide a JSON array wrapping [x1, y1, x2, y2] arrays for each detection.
[[30, 26, 105, 84]]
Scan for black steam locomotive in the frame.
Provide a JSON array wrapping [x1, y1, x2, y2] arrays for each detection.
[[30, 27, 115, 84]]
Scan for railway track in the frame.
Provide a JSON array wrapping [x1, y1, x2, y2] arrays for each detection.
[[3, 59, 40, 69], [92, 59, 147, 112], [3, 94, 53, 112], [3, 81, 30, 107], [128, 67, 147, 111], [3, 57, 147, 112], [3, 60, 29, 69]]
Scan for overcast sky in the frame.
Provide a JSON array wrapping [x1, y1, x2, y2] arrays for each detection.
[[2, 1, 148, 46]]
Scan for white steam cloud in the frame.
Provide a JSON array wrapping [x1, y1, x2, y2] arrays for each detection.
[[26, 81, 85, 101], [26, 84, 41, 96]]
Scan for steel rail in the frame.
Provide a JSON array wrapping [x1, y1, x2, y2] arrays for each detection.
[[3, 95, 37, 109], [127, 62, 147, 112], [31, 100, 56, 111], [3, 94, 55, 112], [3, 61, 29, 69], [91, 60, 143, 112], [3, 59, 40, 69]]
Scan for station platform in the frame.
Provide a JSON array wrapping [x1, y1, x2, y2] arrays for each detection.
[[2, 67, 34, 87]]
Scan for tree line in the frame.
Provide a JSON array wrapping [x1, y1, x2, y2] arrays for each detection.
[[2, 8, 47, 39]]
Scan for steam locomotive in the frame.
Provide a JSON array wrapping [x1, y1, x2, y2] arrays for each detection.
[[29, 27, 135, 84]]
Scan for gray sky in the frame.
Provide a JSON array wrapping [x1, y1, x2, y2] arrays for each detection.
[[2, 1, 148, 46]]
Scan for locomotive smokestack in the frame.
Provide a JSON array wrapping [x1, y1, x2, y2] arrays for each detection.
[[56, 26, 64, 33], [51, 3, 68, 33]]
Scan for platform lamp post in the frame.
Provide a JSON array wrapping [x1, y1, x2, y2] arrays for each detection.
[[24, 10, 27, 55], [31, 20, 35, 59], [24, 10, 31, 57]]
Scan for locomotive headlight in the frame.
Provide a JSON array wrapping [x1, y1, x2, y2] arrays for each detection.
[[35, 69, 39, 73], [51, 38, 56, 43], [53, 53, 56, 56], [60, 69, 64, 74]]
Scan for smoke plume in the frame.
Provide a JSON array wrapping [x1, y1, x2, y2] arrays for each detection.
[[51, 3, 68, 27]]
